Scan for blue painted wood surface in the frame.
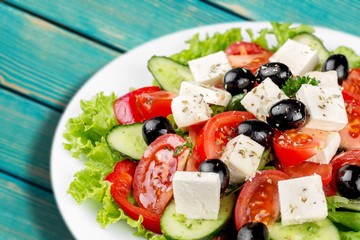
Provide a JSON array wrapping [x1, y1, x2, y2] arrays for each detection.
[[1, 0, 360, 239]]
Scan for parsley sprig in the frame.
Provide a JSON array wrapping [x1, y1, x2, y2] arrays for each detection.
[[281, 76, 319, 98]]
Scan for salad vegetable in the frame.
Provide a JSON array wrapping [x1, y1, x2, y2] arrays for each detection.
[[63, 22, 360, 239]]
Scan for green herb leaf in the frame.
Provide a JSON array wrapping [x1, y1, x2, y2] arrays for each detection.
[[281, 76, 319, 98]]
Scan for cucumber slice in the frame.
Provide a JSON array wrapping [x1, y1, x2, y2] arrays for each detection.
[[292, 32, 330, 69], [148, 56, 193, 94], [106, 124, 147, 160], [269, 218, 340, 240], [160, 194, 236, 240]]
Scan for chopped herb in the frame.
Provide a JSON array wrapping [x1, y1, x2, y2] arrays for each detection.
[[281, 76, 319, 98]]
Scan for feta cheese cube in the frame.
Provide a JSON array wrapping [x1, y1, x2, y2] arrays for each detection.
[[269, 39, 319, 76], [220, 134, 265, 184], [306, 130, 341, 164], [278, 175, 328, 226], [296, 84, 348, 131], [171, 94, 212, 131], [173, 171, 221, 220], [179, 81, 232, 107], [188, 51, 232, 85], [305, 70, 339, 88], [240, 78, 289, 121]]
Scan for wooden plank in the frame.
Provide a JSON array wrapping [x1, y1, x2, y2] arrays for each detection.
[[0, 172, 74, 239], [210, 0, 360, 37], [4, 0, 245, 51], [0, 3, 119, 110], [0, 88, 60, 190]]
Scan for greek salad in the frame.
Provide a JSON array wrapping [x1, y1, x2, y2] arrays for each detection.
[[63, 22, 360, 240]]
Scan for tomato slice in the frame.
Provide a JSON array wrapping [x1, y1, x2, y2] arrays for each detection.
[[106, 160, 161, 234], [342, 68, 360, 101], [339, 98, 360, 150], [194, 111, 256, 166], [133, 134, 190, 215], [114, 86, 160, 124], [225, 41, 272, 73], [136, 90, 176, 120], [329, 150, 360, 191], [273, 129, 322, 167], [276, 160, 332, 185], [234, 170, 289, 230]]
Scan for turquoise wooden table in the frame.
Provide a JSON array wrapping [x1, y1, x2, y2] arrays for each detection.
[[1, 1, 359, 239]]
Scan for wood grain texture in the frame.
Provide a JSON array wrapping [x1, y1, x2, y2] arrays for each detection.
[[0, 88, 60, 190], [5, 0, 245, 51], [210, 0, 360, 37], [0, 172, 73, 239], [0, 3, 119, 110]]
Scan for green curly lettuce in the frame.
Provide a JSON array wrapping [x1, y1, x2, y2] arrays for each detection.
[[247, 22, 314, 51], [170, 28, 242, 64]]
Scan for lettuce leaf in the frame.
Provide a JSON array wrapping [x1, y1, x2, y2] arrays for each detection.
[[331, 46, 360, 69], [63, 92, 119, 158], [170, 28, 242, 65], [247, 22, 314, 51], [327, 196, 360, 212]]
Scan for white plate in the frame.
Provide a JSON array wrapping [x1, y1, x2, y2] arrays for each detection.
[[51, 22, 360, 240]]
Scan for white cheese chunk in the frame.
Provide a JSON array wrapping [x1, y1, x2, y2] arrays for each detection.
[[188, 51, 232, 85], [179, 81, 232, 107], [220, 134, 265, 184], [171, 94, 212, 131], [269, 39, 319, 76], [278, 175, 328, 226], [296, 84, 348, 131], [305, 70, 339, 88], [240, 78, 289, 121], [173, 171, 221, 220], [305, 130, 341, 164]]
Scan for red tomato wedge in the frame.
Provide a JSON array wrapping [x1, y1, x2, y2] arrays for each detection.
[[136, 90, 176, 120], [276, 160, 332, 185], [343, 68, 360, 101], [339, 97, 360, 150], [273, 129, 322, 167], [234, 170, 289, 230], [133, 134, 190, 215], [106, 160, 161, 234], [194, 111, 256, 166], [114, 86, 160, 124], [329, 150, 360, 191], [226, 41, 272, 73]]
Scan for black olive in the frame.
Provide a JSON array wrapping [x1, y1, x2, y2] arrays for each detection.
[[142, 116, 175, 145], [198, 159, 230, 193], [237, 120, 274, 148], [255, 62, 292, 87], [322, 54, 349, 85], [267, 99, 308, 130], [223, 68, 256, 95], [237, 222, 269, 240], [336, 164, 360, 199]]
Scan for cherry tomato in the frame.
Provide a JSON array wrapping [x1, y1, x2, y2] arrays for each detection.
[[342, 68, 360, 101], [339, 98, 360, 150], [113, 86, 160, 124], [329, 150, 360, 191], [234, 170, 289, 230], [194, 111, 256, 166], [136, 90, 176, 120], [275, 160, 332, 185], [273, 129, 321, 167], [133, 134, 190, 215], [226, 41, 272, 73], [106, 160, 161, 234]]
